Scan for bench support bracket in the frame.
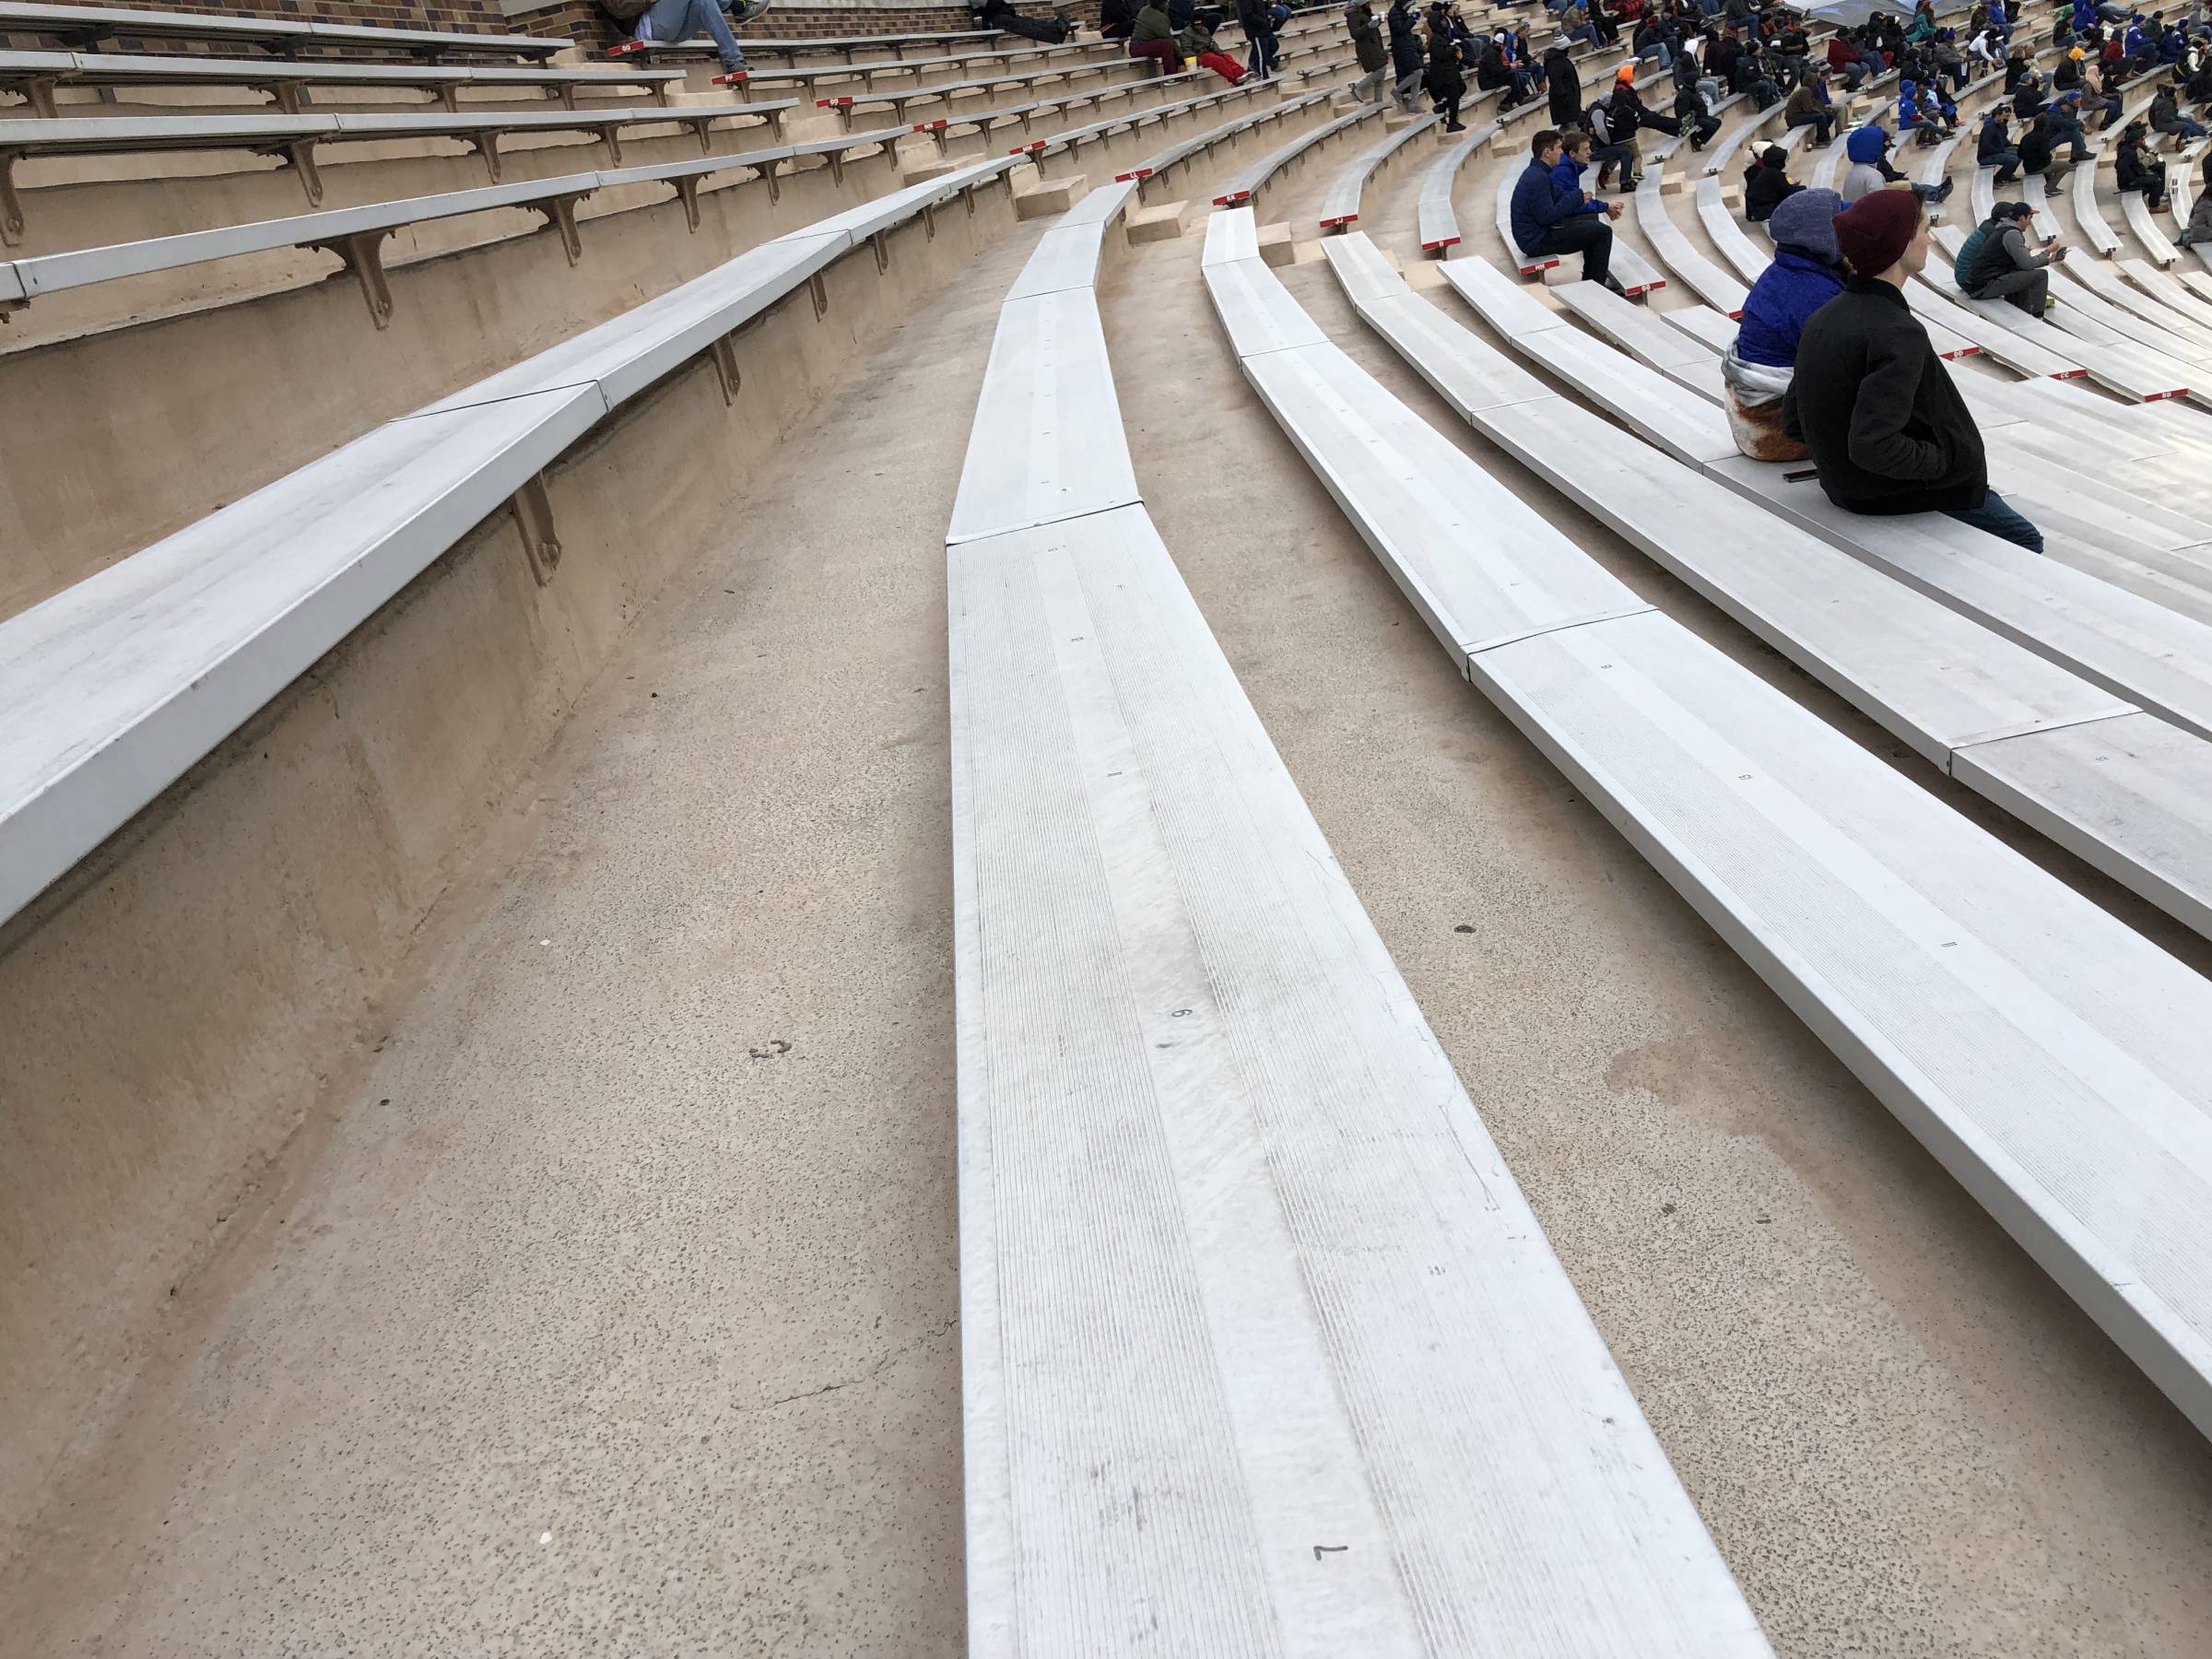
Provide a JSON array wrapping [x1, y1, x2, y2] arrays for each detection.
[[310, 229, 396, 328], [269, 138, 324, 207], [709, 334, 742, 405], [759, 157, 781, 205], [470, 131, 503, 183], [0, 153, 21, 246], [532, 192, 587, 264], [807, 270, 829, 321], [671, 173, 701, 231], [512, 472, 561, 586], [870, 229, 889, 273], [19, 76, 57, 119]]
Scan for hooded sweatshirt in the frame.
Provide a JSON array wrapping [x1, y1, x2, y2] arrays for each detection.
[[1840, 124, 1891, 202]]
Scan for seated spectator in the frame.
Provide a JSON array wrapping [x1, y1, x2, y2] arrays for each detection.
[[1634, 16, 1674, 68], [1841, 124, 1954, 204], [1898, 77, 1956, 144], [2018, 111, 2078, 183], [1978, 107, 2022, 183], [1511, 126, 1629, 291], [1958, 198, 2065, 312], [1100, 0, 1137, 38], [1179, 12, 1247, 79], [621, 0, 751, 77], [2046, 90, 2097, 156], [1129, 0, 1183, 71], [2150, 77, 2210, 147], [1786, 191, 2043, 553], [1745, 144, 1803, 221], [2181, 152, 2212, 245], [1590, 73, 1646, 185], [976, 0, 1074, 43], [1675, 76, 1723, 149], [1784, 67, 1838, 145], [2115, 120, 2169, 206]]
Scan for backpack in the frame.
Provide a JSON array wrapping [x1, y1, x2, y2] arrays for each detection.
[[1585, 99, 1615, 142]]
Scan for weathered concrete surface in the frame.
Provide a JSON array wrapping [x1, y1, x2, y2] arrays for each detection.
[[1102, 154, 2212, 1658], [0, 196, 1056, 1659]]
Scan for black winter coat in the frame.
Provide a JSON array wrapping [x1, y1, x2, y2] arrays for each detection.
[[1783, 276, 1988, 515], [1547, 47, 1582, 125]]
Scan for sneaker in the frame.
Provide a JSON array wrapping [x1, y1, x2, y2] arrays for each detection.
[[1622, 174, 1641, 189], [1444, 120, 1466, 131], [1936, 175, 1955, 199]]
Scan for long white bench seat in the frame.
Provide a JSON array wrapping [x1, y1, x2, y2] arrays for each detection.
[[0, 154, 1014, 931], [1695, 173, 1776, 285], [2123, 166, 2181, 264], [1439, 256, 1736, 465], [2021, 170, 2064, 240], [1553, 276, 1715, 370], [1904, 274, 2087, 375], [2072, 159, 2124, 254], [1416, 119, 1490, 252], [0, 103, 796, 241], [0, 49, 683, 117], [1232, 218, 2212, 1446], [1922, 229, 2195, 400], [1316, 107, 1435, 228], [0, 1, 568, 58], [1330, 240, 2212, 941], [955, 199, 1775, 1652], [1636, 154, 1747, 315], [2122, 255, 2212, 332], [732, 41, 1114, 90], [917, 69, 1208, 144], [1102, 84, 1331, 180], [814, 55, 1132, 118], [2059, 253, 2212, 356], [0, 127, 917, 321], [1213, 100, 1373, 206]]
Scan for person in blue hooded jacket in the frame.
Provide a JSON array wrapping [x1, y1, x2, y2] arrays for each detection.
[[1841, 123, 1953, 203], [1724, 186, 1846, 459]]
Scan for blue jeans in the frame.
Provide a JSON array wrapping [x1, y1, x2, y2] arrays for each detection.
[[1983, 146, 2020, 179], [1640, 41, 1673, 68], [642, 0, 746, 68], [1942, 489, 2044, 553]]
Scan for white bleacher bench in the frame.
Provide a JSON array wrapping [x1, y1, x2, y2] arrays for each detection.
[[2072, 160, 2124, 254], [0, 155, 1017, 934], [2021, 171, 2063, 240], [917, 72, 1206, 147], [1417, 119, 1490, 252], [1277, 218, 2212, 1444], [0, 50, 684, 118], [1636, 146, 1747, 316], [2062, 253, 2212, 357], [0, 2, 568, 59], [1695, 174, 1774, 285], [1343, 246, 2212, 946], [0, 127, 916, 324], [2124, 254, 2212, 331], [1073, 82, 1318, 179], [1924, 227, 2192, 399], [1214, 101, 1373, 206], [0, 105, 795, 241], [732, 42, 1101, 91], [2123, 172, 2181, 265], [724, 29, 1004, 65], [957, 191, 1770, 1654], [1554, 276, 1715, 372], [1317, 108, 1435, 229], [1970, 161, 1998, 223], [815, 57, 1129, 122]]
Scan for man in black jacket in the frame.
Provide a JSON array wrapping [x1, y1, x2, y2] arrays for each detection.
[[1783, 190, 2044, 552]]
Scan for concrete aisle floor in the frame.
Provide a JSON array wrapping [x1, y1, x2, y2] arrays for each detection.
[[1, 212, 1058, 1659], [1100, 147, 2212, 1656]]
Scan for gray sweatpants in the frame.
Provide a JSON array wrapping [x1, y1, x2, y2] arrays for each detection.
[[1394, 66, 1425, 108], [1971, 265, 2049, 313], [1350, 65, 1388, 103]]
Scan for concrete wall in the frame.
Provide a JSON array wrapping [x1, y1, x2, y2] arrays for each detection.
[[0, 169, 1024, 1553]]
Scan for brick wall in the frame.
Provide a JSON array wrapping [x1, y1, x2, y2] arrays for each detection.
[[11, 0, 513, 35]]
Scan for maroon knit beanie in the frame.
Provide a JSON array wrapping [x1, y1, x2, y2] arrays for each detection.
[[1832, 189, 1922, 276]]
